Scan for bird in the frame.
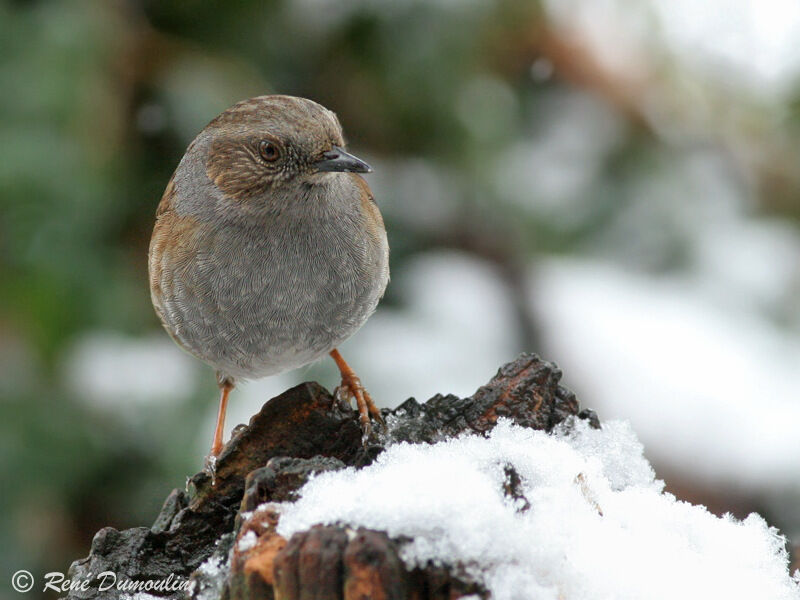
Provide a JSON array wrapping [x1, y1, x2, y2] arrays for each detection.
[[148, 95, 389, 468]]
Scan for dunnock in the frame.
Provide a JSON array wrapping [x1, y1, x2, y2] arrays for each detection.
[[148, 95, 389, 465]]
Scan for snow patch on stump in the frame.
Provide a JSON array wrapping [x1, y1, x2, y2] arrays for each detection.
[[277, 420, 799, 600]]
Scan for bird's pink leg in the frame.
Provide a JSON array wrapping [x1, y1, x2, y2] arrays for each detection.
[[210, 379, 234, 457]]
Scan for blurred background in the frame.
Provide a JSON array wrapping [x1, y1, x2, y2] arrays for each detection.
[[2, 0, 800, 595]]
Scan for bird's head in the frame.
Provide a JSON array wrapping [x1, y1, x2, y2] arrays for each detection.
[[198, 95, 371, 204]]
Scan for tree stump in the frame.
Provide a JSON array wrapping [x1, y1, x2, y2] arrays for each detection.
[[64, 354, 597, 600]]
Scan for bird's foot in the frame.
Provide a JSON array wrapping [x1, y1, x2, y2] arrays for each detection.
[[335, 372, 385, 446], [203, 375, 233, 486], [329, 349, 384, 446], [204, 453, 219, 486]]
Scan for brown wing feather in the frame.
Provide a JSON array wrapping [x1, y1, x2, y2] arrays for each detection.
[[148, 173, 203, 352]]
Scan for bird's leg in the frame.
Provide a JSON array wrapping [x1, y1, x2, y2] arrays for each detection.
[[329, 348, 384, 443], [205, 375, 234, 480], [211, 381, 233, 456]]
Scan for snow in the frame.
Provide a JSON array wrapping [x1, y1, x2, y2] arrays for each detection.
[[535, 258, 800, 490], [277, 420, 799, 600], [237, 530, 258, 552], [186, 552, 228, 600], [195, 554, 224, 579]]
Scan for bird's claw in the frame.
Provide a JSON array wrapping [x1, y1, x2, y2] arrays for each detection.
[[335, 373, 384, 446], [204, 453, 219, 486]]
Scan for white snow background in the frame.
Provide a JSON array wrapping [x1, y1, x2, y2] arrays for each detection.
[[273, 419, 800, 600]]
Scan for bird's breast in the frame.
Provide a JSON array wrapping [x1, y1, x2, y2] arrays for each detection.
[[150, 192, 388, 380]]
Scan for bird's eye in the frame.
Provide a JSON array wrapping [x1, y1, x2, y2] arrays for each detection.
[[259, 140, 280, 162]]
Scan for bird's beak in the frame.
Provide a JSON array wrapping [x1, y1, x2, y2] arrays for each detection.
[[314, 146, 372, 174]]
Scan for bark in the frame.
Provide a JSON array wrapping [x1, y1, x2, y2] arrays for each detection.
[[64, 353, 598, 600]]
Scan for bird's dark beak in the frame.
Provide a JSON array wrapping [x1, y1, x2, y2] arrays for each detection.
[[314, 146, 372, 174]]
